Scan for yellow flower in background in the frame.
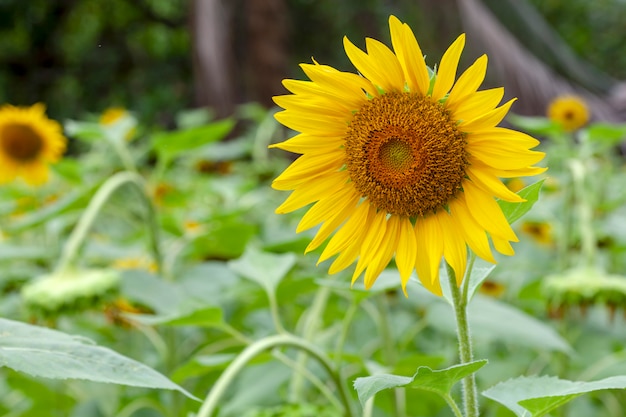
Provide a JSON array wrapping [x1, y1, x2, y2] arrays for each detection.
[[99, 107, 136, 141], [0, 103, 67, 185], [521, 221, 553, 245], [547, 95, 589, 132], [99, 107, 128, 125], [506, 178, 526, 193], [270, 16, 546, 295], [479, 280, 506, 298], [113, 257, 157, 273]]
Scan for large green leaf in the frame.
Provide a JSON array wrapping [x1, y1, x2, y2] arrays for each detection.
[[483, 375, 626, 417], [228, 247, 297, 294], [151, 118, 235, 161], [498, 180, 545, 225], [353, 360, 487, 408], [0, 318, 198, 400], [426, 295, 572, 353]]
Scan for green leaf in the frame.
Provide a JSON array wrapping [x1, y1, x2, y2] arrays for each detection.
[[64, 120, 105, 143], [507, 114, 562, 136], [426, 295, 572, 353], [483, 375, 626, 417], [127, 306, 224, 328], [151, 118, 235, 161], [7, 185, 98, 232], [408, 360, 488, 394], [0, 318, 198, 400], [353, 360, 487, 408], [498, 179, 545, 225], [353, 374, 413, 408], [228, 247, 297, 294], [585, 122, 626, 145]]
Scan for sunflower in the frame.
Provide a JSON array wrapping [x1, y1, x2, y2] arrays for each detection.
[[547, 95, 589, 132], [99, 107, 128, 125], [270, 16, 546, 295], [0, 103, 67, 185]]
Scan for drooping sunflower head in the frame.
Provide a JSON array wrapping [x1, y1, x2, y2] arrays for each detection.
[[270, 16, 546, 296], [0, 103, 67, 185], [547, 94, 589, 132]]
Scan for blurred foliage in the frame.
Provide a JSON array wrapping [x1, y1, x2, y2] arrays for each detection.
[[3, 0, 625, 126], [0, 0, 191, 124], [529, 0, 626, 79]]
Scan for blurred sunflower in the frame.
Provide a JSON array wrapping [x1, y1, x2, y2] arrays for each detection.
[[271, 16, 546, 295], [521, 220, 553, 245], [99, 107, 128, 125], [0, 103, 66, 185], [547, 95, 589, 132]]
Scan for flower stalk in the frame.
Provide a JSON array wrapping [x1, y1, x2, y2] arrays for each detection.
[[55, 171, 163, 274], [447, 262, 479, 417], [197, 333, 354, 417]]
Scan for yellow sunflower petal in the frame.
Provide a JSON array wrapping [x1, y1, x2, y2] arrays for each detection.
[[363, 217, 399, 289], [364, 37, 405, 91], [394, 216, 417, 293], [493, 236, 515, 256], [449, 87, 504, 122], [318, 202, 371, 265], [271, 152, 344, 190], [467, 127, 540, 149], [432, 34, 466, 100], [296, 185, 358, 232], [463, 180, 518, 241], [467, 140, 545, 171], [460, 98, 516, 132], [305, 192, 361, 253], [481, 164, 548, 178], [414, 214, 444, 295], [282, 78, 372, 109], [389, 15, 430, 95], [269, 133, 344, 154], [343, 36, 403, 92], [449, 196, 496, 264], [274, 109, 349, 136], [440, 213, 468, 286], [300, 63, 377, 103], [273, 95, 352, 119], [276, 170, 349, 214], [466, 163, 525, 203], [446, 54, 488, 108], [352, 210, 388, 284]]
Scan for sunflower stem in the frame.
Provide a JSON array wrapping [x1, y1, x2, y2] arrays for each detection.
[[447, 262, 479, 417], [197, 334, 354, 417], [55, 171, 163, 274]]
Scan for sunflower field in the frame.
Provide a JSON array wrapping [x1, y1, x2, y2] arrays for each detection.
[[3, 2, 626, 417]]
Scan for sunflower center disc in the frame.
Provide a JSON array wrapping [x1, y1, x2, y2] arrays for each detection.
[[345, 92, 468, 218], [1, 123, 44, 161]]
